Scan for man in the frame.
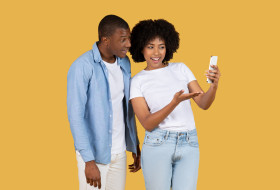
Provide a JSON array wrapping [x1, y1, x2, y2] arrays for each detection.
[[67, 15, 141, 190]]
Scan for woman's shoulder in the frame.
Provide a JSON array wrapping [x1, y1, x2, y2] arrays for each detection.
[[168, 62, 189, 70], [131, 70, 146, 82]]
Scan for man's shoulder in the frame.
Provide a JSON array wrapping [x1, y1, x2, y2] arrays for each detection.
[[69, 50, 95, 70], [122, 55, 130, 62], [73, 50, 94, 64], [120, 55, 130, 65], [118, 56, 131, 72]]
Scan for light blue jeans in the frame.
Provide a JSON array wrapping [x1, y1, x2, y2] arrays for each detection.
[[141, 128, 200, 190]]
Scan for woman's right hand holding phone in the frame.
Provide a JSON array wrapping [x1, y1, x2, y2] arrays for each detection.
[[206, 65, 221, 87]]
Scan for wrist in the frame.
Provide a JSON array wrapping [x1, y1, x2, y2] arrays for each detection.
[[170, 99, 179, 107], [210, 84, 218, 90], [137, 145, 141, 154], [86, 160, 96, 166]]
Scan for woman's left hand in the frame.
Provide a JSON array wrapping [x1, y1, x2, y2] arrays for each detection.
[[206, 65, 221, 87]]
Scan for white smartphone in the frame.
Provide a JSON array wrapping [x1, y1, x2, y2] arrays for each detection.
[[207, 56, 218, 83]]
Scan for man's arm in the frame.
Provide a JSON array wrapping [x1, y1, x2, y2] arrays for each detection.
[[129, 144, 141, 172], [67, 60, 94, 162], [67, 60, 102, 188]]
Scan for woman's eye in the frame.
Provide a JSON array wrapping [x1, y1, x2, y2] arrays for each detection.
[[160, 46, 165, 49], [148, 46, 153, 49]]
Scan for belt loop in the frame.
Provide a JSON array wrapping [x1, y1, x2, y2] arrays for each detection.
[[186, 131, 189, 142], [165, 131, 169, 140]]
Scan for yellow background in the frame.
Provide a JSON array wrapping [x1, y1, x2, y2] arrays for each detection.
[[1, 0, 279, 189]]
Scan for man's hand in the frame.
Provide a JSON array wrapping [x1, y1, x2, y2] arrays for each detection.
[[85, 160, 101, 189], [129, 145, 141, 172]]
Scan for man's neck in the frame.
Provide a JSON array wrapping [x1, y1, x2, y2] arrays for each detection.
[[97, 42, 116, 63]]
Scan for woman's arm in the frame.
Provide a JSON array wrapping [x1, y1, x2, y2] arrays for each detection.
[[189, 65, 221, 110], [131, 90, 201, 132]]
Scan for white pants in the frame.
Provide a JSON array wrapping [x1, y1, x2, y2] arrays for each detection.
[[76, 151, 127, 190]]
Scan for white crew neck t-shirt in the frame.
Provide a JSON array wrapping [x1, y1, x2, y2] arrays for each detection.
[[103, 59, 126, 154], [130, 62, 196, 131]]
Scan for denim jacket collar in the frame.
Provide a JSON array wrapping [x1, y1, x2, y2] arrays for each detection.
[[92, 42, 129, 73], [92, 42, 102, 63]]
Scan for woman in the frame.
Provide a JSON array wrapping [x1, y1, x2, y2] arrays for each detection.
[[129, 19, 221, 190]]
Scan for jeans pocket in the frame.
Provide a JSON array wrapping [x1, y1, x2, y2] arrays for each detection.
[[188, 135, 199, 148], [144, 133, 166, 146]]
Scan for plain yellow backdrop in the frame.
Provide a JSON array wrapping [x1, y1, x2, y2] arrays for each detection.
[[1, 0, 280, 189]]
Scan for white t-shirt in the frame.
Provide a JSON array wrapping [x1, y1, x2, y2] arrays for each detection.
[[103, 59, 126, 154], [130, 62, 196, 131]]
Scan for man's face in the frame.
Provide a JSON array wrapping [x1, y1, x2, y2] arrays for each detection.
[[107, 28, 131, 58]]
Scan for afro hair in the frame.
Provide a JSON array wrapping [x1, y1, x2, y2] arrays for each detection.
[[129, 19, 179, 64]]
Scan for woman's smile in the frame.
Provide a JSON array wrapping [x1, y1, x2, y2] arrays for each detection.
[[143, 37, 166, 70]]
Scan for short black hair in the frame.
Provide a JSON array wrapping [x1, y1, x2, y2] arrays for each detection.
[[98, 15, 129, 41], [130, 19, 179, 64]]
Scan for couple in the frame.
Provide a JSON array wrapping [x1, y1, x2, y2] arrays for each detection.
[[67, 15, 221, 190]]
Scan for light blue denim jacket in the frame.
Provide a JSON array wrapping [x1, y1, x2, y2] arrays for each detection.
[[67, 42, 139, 164]]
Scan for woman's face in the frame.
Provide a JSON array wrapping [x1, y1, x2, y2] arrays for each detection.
[[142, 37, 166, 70]]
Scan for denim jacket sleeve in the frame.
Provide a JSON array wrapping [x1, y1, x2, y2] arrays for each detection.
[[67, 59, 95, 162]]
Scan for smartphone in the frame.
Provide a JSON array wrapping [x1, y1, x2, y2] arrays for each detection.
[[207, 56, 218, 83]]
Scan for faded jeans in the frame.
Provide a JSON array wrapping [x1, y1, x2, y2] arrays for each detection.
[[141, 128, 200, 190]]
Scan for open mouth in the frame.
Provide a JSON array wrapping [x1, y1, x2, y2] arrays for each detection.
[[151, 57, 160, 62]]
